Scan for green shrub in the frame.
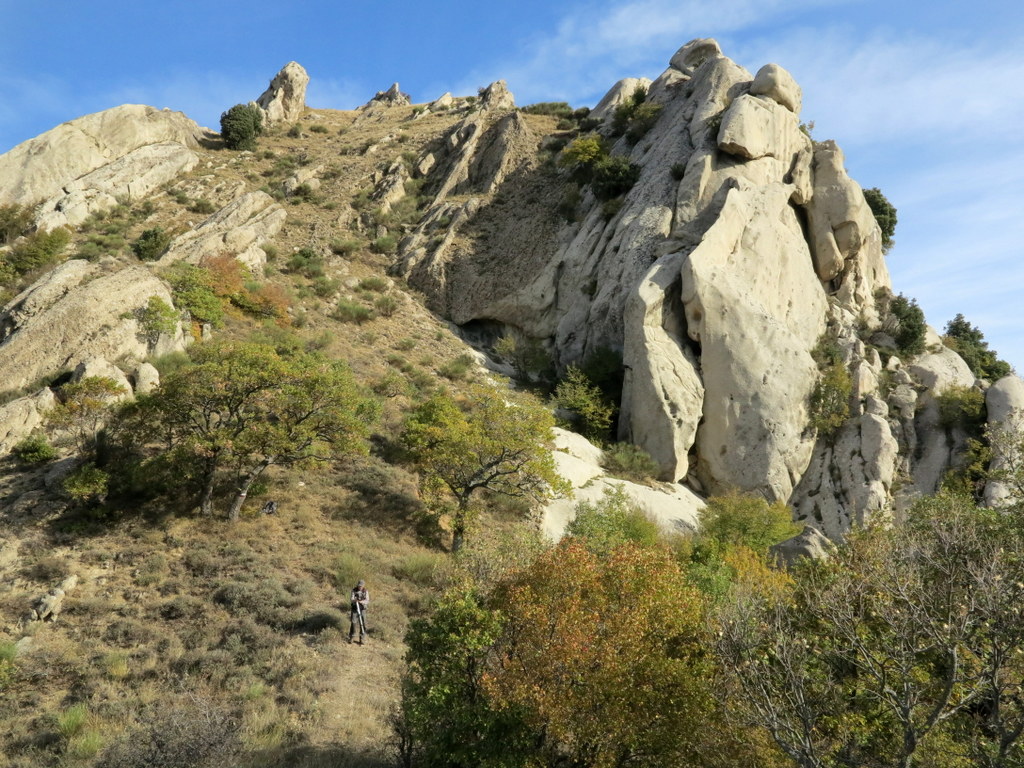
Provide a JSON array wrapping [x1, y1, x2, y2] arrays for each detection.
[[439, 354, 476, 380], [375, 295, 399, 317], [333, 298, 374, 324], [602, 442, 660, 482], [220, 103, 264, 151], [187, 198, 216, 214], [943, 314, 1013, 380], [3, 227, 71, 274], [592, 156, 640, 201], [311, 276, 340, 297], [890, 293, 927, 357], [333, 553, 366, 593], [553, 366, 614, 442], [285, 247, 325, 278], [138, 295, 179, 342], [57, 703, 90, 738], [809, 361, 852, 436], [601, 197, 624, 220], [162, 263, 224, 327], [521, 102, 575, 118], [359, 276, 389, 292], [13, 434, 57, 464], [611, 84, 649, 135], [309, 123, 329, 134], [937, 385, 986, 432], [63, 463, 109, 503], [330, 238, 361, 256], [559, 134, 606, 181], [0, 203, 32, 244], [131, 227, 172, 261], [863, 187, 897, 253], [625, 102, 663, 144], [393, 552, 443, 586], [287, 124, 303, 138], [566, 485, 660, 555], [372, 235, 398, 254], [698, 490, 799, 554]]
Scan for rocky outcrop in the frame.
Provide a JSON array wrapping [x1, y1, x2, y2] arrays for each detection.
[[985, 374, 1024, 507], [771, 526, 834, 567], [133, 362, 160, 395], [542, 429, 703, 540], [750, 63, 802, 113], [591, 78, 653, 122], [36, 142, 199, 230], [478, 80, 516, 111], [0, 388, 56, 455], [71, 358, 133, 400], [256, 62, 309, 125], [157, 191, 286, 274], [0, 104, 203, 207], [0, 263, 186, 393], [368, 83, 411, 108]]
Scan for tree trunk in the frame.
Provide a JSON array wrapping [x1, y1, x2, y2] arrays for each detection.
[[451, 505, 467, 553], [228, 458, 273, 521], [199, 465, 217, 516]]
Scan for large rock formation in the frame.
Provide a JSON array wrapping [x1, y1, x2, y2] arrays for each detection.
[[390, 38, 998, 537], [256, 62, 309, 125], [0, 104, 203, 207], [0, 261, 186, 393]]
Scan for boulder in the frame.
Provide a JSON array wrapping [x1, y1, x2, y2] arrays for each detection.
[[771, 525, 834, 567], [157, 191, 287, 274], [133, 362, 160, 395], [256, 62, 309, 125], [590, 77, 653, 122], [479, 80, 516, 111], [429, 93, 454, 111], [749, 63, 802, 113], [282, 165, 323, 197], [0, 265, 185, 392], [36, 142, 199, 230], [0, 388, 56, 455], [542, 429, 704, 540], [669, 38, 722, 75], [0, 260, 94, 341], [369, 83, 411, 107], [71, 358, 132, 401], [372, 162, 410, 214], [717, 93, 808, 162], [0, 104, 203, 206], [909, 344, 975, 393], [985, 374, 1024, 507]]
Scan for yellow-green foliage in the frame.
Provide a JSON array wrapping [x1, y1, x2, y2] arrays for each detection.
[[809, 361, 851, 435]]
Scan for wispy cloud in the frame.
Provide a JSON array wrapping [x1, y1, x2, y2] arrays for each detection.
[[453, 0, 851, 104]]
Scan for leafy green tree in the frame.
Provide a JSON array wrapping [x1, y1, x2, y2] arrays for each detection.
[[809, 360, 852, 436], [126, 342, 378, 519], [591, 155, 641, 200], [552, 365, 613, 442], [890, 293, 927, 357], [131, 227, 172, 261], [943, 313, 1013, 380], [401, 383, 570, 550], [137, 295, 179, 343], [47, 376, 128, 455], [219, 103, 264, 151], [863, 187, 897, 253], [558, 134, 606, 179], [161, 263, 224, 327], [565, 484, 660, 554], [699, 491, 799, 554], [0, 203, 32, 244], [718, 494, 1024, 768]]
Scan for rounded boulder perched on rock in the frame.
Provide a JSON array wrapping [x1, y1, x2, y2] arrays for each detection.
[[256, 62, 309, 125], [750, 63, 802, 114]]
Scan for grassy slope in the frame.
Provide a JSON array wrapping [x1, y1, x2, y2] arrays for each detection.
[[0, 102, 560, 767]]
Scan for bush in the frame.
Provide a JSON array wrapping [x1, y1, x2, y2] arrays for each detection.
[[359, 276, 389, 292], [63, 462, 109, 503], [553, 366, 614, 442], [559, 134, 606, 181], [309, 123, 329, 134], [138, 295, 179, 342], [131, 227, 172, 261], [863, 187, 897, 253], [330, 238, 361, 256], [566, 485, 660, 554], [12, 434, 57, 464], [890, 293, 927, 357], [809, 361, 852, 436], [610, 84, 649, 135], [3, 227, 71, 274], [937, 385, 986, 432], [602, 442, 660, 482], [285, 247, 325, 278], [625, 102, 663, 144], [187, 198, 216, 214], [591, 156, 640, 200], [220, 103, 264, 151], [372, 235, 398, 255], [161, 263, 224, 327], [0, 203, 32, 244], [943, 313, 1013, 380], [334, 553, 366, 593], [439, 354, 476, 380], [375, 295, 399, 317], [521, 102, 575, 118], [698, 490, 799, 554], [393, 552, 443, 586], [333, 298, 374, 324]]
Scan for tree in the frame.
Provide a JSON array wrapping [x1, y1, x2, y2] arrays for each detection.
[[219, 103, 264, 151], [864, 186, 897, 253], [47, 376, 128, 456], [943, 313, 1013, 381], [126, 342, 378, 519], [718, 494, 1024, 768], [131, 227, 172, 261], [401, 383, 570, 550], [565, 483, 660, 554], [552, 365, 614, 442], [890, 293, 927, 357]]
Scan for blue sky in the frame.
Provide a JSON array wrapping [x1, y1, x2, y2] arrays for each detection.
[[2, 0, 1022, 372]]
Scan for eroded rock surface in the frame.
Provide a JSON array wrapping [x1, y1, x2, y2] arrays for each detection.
[[256, 62, 309, 125]]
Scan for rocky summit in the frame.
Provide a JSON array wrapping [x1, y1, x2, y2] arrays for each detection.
[[0, 36, 1021, 768]]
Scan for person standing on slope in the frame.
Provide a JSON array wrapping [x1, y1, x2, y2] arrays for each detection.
[[349, 579, 369, 645]]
